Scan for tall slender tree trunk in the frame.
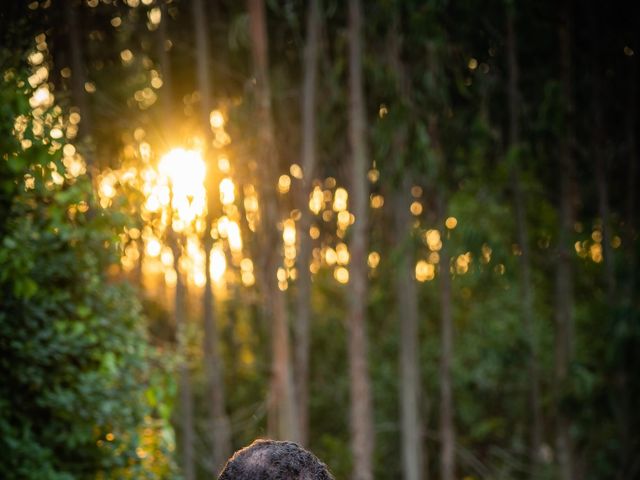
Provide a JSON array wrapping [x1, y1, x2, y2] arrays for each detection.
[[428, 118, 455, 480], [170, 228, 195, 480], [64, 0, 94, 175], [247, 0, 300, 442], [294, 0, 321, 447], [438, 216, 454, 480], [389, 19, 424, 480], [192, 0, 232, 472], [394, 175, 424, 480], [347, 1, 374, 479], [555, 8, 576, 480], [156, 10, 195, 480], [506, 7, 544, 471]]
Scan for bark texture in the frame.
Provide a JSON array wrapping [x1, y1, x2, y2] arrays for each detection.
[[170, 229, 195, 480], [429, 118, 455, 480], [555, 8, 576, 480], [192, 0, 232, 472], [294, 0, 321, 447], [389, 18, 424, 480], [347, 1, 374, 479], [438, 228, 454, 480], [247, 0, 300, 442]]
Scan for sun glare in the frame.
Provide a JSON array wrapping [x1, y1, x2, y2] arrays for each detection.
[[158, 148, 206, 225]]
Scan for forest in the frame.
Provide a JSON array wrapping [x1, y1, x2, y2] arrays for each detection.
[[0, 0, 638, 479]]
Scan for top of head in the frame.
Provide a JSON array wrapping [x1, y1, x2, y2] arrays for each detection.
[[218, 439, 335, 480]]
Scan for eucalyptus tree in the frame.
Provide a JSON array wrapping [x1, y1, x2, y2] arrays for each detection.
[[191, 0, 232, 472], [347, 0, 375, 479]]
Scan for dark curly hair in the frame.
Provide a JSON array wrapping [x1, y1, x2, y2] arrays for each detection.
[[217, 439, 335, 480]]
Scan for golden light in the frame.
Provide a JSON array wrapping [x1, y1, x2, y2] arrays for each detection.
[[336, 242, 350, 265], [146, 238, 162, 257], [99, 172, 117, 199], [309, 225, 320, 239], [333, 187, 348, 212], [411, 186, 423, 197], [210, 244, 227, 282], [120, 49, 134, 63], [410, 201, 423, 216], [28, 51, 44, 66], [456, 252, 471, 275], [165, 269, 177, 286], [367, 251, 380, 269], [159, 148, 206, 225], [227, 221, 243, 252], [220, 178, 235, 205], [325, 247, 337, 266], [161, 247, 174, 266], [445, 216, 458, 229], [210, 109, 225, 129], [290, 163, 303, 179], [218, 156, 230, 172], [334, 266, 349, 284], [283, 219, 296, 246], [481, 243, 492, 263], [240, 258, 255, 286], [309, 186, 323, 214], [242, 272, 256, 287], [148, 7, 161, 25], [416, 260, 435, 282], [425, 229, 442, 251], [240, 258, 253, 272], [278, 174, 291, 194], [337, 210, 351, 230], [30, 85, 53, 108], [277, 268, 287, 282], [159, 148, 205, 190], [370, 194, 384, 209]]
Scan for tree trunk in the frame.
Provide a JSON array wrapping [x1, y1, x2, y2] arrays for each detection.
[[389, 18, 424, 480], [347, 1, 374, 479], [555, 8, 576, 480], [506, 7, 544, 471], [171, 229, 195, 480], [247, 0, 300, 442], [192, 0, 232, 472], [394, 176, 424, 480], [294, 0, 321, 447], [156, 10, 195, 479], [64, 0, 94, 173], [438, 218, 454, 480], [428, 118, 455, 480]]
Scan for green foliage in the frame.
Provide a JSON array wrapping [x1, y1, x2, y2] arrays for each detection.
[[0, 72, 175, 479]]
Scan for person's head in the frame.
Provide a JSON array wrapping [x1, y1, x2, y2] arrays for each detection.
[[218, 439, 334, 480]]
